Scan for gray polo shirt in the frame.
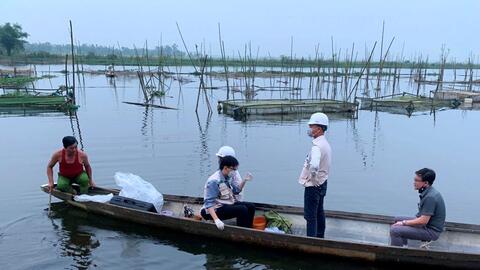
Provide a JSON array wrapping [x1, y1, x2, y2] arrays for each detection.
[[416, 186, 446, 232]]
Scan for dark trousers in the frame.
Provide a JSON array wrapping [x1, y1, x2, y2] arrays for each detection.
[[304, 181, 327, 238], [201, 202, 256, 228], [390, 216, 441, 246]]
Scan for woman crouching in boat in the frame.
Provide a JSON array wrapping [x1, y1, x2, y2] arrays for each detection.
[[201, 156, 255, 230]]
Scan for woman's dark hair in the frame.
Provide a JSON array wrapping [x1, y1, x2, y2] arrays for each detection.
[[416, 168, 436, 185], [62, 136, 78, 148], [219, 155, 239, 170]]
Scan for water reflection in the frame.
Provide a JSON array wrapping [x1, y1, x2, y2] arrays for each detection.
[[0, 107, 67, 118], [141, 105, 152, 138], [108, 77, 120, 106], [49, 203, 100, 269], [196, 112, 213, 177], [349, 120, 368, 168], [68, 110, 85, 150], [370, 111, 380, 168], [140, 105, 157, 153], [176, 81, 184, 107]]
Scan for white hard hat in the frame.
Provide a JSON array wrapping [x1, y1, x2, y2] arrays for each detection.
[[216, 146, 236, 157], [308, 112, 329, 126]]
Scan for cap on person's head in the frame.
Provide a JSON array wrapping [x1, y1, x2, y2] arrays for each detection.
[[308, 112, 329, 126], [415, 168, 436, 185], [219, 155, 239, 170], [62, 136, 78, 148], [216, 146, 236, 158]]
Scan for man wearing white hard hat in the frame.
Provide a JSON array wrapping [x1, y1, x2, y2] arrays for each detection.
[[216, 146, 253, 201], [216, 146, 236, 158], [298, 112, 332, 238]]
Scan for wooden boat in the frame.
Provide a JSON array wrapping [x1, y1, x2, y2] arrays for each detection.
[[40, 184, 480, 268], [105, 70, 116, 78], [105, 65, 116, 78]]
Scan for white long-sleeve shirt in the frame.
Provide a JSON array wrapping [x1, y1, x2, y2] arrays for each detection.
[[298, 135, 331, 187]]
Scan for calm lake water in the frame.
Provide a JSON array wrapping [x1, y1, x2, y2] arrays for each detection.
[[1, 65, 479, 269]]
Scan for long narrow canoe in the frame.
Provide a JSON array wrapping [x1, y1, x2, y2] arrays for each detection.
[[40, 184, 480, 268]]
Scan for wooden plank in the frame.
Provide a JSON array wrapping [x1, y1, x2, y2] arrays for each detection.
[[122, 101, 178, 110]]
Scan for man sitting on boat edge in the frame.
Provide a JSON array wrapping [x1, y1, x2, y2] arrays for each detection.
[[47, 136, 95, 194], [390, 168, 446, 247], [201, 156, 255, 230]]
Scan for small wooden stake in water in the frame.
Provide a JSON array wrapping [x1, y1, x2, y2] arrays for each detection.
[[48, 189, 52, 216]]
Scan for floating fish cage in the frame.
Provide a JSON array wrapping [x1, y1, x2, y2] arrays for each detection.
[[358, 92, 461, 116], [218, 99, 358, 120], [0, 90, 76, 111], [434, 90, 480, 103]]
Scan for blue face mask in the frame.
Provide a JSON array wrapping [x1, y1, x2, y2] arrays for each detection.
[[228, 170, 236, 178], [307, 129, 313, 137]]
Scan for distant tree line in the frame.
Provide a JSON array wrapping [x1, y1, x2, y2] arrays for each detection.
[[0, 22, 186, 58], [24, 42, 186, 58]]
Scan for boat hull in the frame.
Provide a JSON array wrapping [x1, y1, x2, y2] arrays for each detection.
[[40, 185, 480, 268]]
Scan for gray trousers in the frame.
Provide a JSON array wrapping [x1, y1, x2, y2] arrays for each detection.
[[389, 216, 441, 247]]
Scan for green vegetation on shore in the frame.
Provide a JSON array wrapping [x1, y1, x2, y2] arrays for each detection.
[[0, 75, 54, 87], [2, 22, 480, 72], [2, 52, 480, 70]]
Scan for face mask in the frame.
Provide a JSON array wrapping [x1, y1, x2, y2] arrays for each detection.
[[307, 130, 313, 137], [228, 170, 236, 178]]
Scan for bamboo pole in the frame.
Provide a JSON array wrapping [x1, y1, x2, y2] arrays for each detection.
[[117, 42, 126, 72], [348, 41, 377, 101], [48, 189, 52, 216], [330, 37, 336, 99], [376, 36, 395, 97], [375, 21, 385, 93], [69, 20, 76, 104], [218, 23, 230, 99], [364, 43, 371, 94], [64, 54, 68, 93]]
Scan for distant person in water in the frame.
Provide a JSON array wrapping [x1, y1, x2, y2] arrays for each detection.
[[390, 168, 446, 247], [47, 136, 95, 194]]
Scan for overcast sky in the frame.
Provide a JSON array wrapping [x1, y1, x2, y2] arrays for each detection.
[[2, 0, 480, 61]]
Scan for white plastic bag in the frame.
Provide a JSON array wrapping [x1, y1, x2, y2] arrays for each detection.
[[265, 227, 286, 234], [74, 193, 114, 203], [114, 172, 164, 212]]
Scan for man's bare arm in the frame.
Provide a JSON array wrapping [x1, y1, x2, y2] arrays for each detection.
[[82, 153, 95, 187], [47, 152, 60, 191]]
